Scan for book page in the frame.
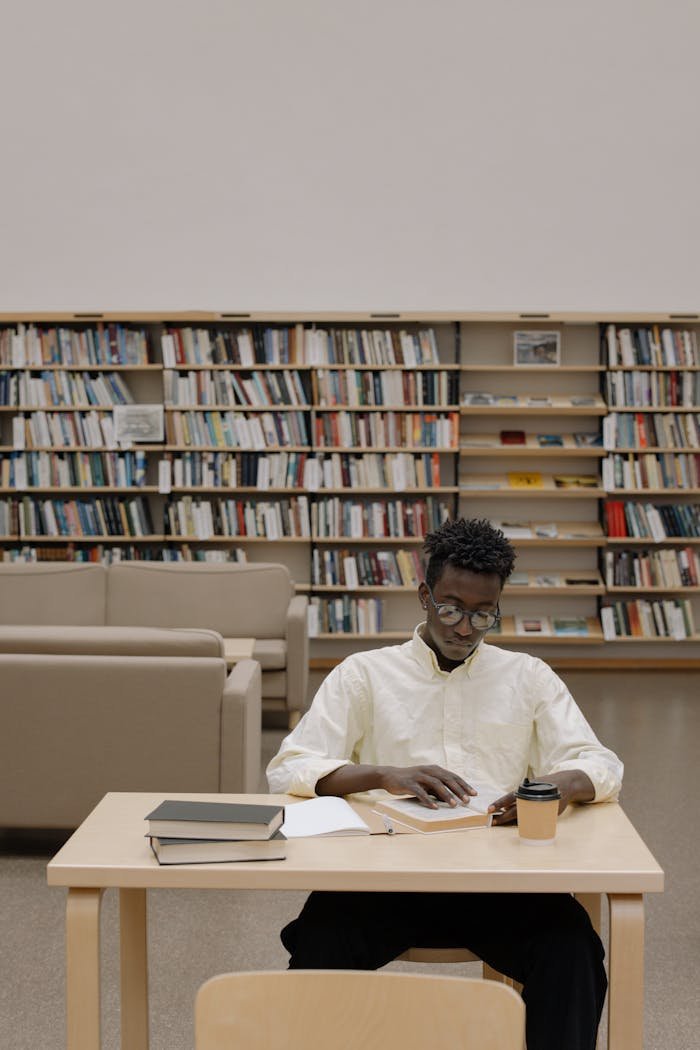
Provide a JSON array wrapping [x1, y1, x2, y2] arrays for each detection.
[[283, 796, 371, 837], [381, 793, 495, 821]]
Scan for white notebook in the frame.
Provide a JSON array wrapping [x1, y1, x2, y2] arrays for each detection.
[[283, 797, 371, 838]]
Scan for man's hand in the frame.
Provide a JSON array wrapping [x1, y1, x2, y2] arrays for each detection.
[[316, 763, 477, 808], [488, 769, 596, 826], [379, 765, 477, 809]]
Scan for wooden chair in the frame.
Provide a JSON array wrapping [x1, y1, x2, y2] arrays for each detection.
[[397, 947, 519, 989], [398, 891, 603, 994], [195, 970, 526, 1050]]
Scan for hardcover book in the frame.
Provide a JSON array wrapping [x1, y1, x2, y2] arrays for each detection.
[[507, 571, 530, 586], [552, 617, 590, 637], [499, 430, 526, 445], [149, 830, 287, 865], [526, 396, 552, 407], [508, 472, 544, 489], [373, 796, 492, 834], [144, 800, 284, 841], [534, 573, 562, 587], [495, 520, 533, 538], [553, 474, 598, 489], [573, 432, 603, 447]]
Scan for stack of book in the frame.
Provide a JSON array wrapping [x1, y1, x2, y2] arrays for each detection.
[[145, 799, 286, 865]]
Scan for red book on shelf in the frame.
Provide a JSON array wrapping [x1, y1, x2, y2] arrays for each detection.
[[449, 412, 459, 447], [236, 501, 246, 536], [669, 371, 678, 406], [605, 500, 625, 537], [431, 451, 441, 486], [635, 413, 648, 448], [615, 501, 627, 537], [173, 329, 186, 365], [499, 430, 526, 445], [627, 601, 643, 637]]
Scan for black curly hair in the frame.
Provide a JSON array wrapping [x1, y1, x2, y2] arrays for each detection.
[[423, 518, 516, 588]]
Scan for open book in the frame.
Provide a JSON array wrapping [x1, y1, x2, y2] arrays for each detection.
[[373, 795, 493, 834], [283, 796, 371, 837]]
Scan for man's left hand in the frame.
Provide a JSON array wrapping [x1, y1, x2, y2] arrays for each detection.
[[488, 769, 596, 826]]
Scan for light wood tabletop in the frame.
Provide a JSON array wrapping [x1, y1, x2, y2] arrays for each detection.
[[47, 792, 663, 1050]]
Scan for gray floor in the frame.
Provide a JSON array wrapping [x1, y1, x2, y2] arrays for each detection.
[[1, 671, 697, 1050]]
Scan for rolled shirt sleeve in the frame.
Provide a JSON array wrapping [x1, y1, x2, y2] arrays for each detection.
[[266, 662, 367, 796], [529, 659, 623, 802]]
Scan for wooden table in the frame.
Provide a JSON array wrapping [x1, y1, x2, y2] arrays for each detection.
[[47, 792, 663, 1050]]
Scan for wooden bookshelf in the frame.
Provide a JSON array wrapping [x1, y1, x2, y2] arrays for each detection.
[[2, 311, 699, 660]]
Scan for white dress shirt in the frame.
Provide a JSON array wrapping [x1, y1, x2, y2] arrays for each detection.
[[267, 624, 623, 804]]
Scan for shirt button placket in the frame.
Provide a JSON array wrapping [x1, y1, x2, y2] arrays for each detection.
[[444, 675, 462, 769]]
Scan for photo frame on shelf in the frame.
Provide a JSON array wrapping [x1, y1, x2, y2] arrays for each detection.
[[513, 330, 561, 366], [113, 404, 164, 443]]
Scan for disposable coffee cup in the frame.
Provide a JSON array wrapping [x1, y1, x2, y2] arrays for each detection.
[[515, 779, 561, 845]]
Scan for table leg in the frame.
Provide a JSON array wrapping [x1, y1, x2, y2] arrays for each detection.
[[66, 887, 104, 1050], [120, 888, 149, 1050], [607, 893, 644, 1050]]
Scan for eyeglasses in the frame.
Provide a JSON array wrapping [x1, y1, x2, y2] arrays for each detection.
[[424, 585, 500, 631]]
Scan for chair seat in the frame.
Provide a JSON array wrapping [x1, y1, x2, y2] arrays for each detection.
[[398, 947, 480, 964], [252, 639, 286, 671], [397, 947, 518, 992]]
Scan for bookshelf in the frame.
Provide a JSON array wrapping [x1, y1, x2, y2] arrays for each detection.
[[599, 324, 700, 643], [2, 312, 699, 663]]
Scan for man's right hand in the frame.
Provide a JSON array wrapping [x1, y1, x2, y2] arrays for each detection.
[[379, 765, 477, 809], [316, 763, 477, 807]]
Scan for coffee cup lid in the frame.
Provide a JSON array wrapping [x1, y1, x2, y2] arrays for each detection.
[[515, 778, 561, 801]]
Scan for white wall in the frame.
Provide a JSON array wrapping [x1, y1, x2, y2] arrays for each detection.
[[0, 0, 698, 312]]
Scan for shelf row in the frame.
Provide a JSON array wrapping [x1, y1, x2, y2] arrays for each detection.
[[2, 319, 699, 369], [5, 361, 700, 372]]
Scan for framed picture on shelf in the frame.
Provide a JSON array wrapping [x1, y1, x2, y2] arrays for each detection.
[[113, 404, 165, 443], [513, 330, 561, 366]]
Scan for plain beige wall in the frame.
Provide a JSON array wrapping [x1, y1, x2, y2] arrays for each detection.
[[0, 0, 698, 312]]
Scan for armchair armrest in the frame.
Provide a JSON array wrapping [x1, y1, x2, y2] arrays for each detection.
[[285, 594, 309, 714], [220, 658, 262, 793]]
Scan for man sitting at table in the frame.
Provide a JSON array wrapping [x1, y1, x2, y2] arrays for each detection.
[[267, 516, 623, 1050]]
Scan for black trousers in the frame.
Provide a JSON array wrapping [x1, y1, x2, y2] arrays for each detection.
[[281, 891, 606, 1050]]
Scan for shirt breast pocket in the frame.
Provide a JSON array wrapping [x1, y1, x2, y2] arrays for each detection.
[[474, 720, 533, 788]]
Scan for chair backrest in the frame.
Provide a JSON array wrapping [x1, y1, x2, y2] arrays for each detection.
[[106, 562, 293, 638], [195, 971, 525, 1050], [0, 562, 107, 625]]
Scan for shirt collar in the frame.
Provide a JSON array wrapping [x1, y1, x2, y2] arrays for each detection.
[[411, 622, 482, 676]]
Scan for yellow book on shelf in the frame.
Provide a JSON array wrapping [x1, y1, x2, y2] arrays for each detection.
[[508, 472, 544, 489], [211, 411, 224, 447]]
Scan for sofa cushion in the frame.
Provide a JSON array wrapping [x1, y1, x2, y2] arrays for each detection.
[[252, 639, 287, 671], [0, 625, 224, 658], [0, 563, 106, 625], [106, 562, 293, 638]]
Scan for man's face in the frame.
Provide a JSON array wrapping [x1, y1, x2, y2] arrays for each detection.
[[419, 564, 502, 670]]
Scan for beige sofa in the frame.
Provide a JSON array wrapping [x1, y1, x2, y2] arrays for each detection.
[[0, 560, 308, 724], [0, 641, 261, 828]]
